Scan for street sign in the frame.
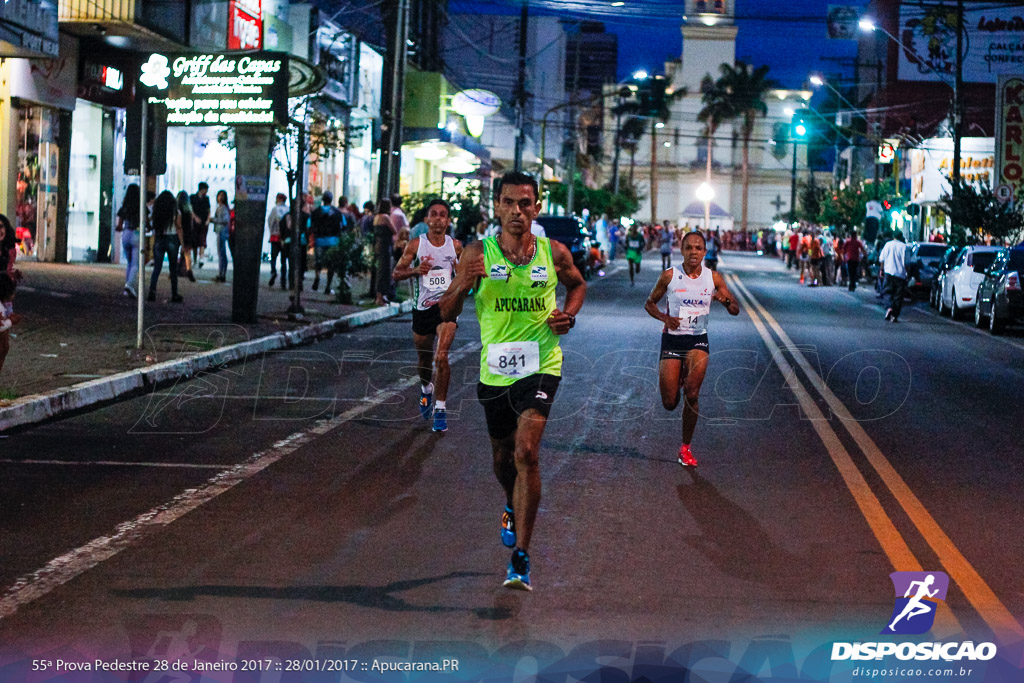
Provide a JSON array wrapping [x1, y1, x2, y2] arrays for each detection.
[[878, 143, 896, 164], [995, 184, 1013, 204]]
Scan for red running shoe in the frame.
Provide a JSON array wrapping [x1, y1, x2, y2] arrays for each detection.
[[678, 444, 698, 467]]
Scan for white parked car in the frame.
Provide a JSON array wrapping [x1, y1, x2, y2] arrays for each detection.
[[938, 245, 1003, 319]]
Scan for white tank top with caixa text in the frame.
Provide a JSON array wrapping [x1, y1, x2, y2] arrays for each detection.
[[664, 264, 714, 336]]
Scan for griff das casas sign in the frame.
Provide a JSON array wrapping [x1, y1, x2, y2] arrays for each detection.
[[137, 51, 288, 127]]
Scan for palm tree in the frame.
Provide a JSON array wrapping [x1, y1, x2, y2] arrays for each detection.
[[696, 73, 733, 182], [716, 61, 777, 233]]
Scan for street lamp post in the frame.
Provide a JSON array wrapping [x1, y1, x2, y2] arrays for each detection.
[[696, 181, 714, 233], [790, 121, 807, 224]]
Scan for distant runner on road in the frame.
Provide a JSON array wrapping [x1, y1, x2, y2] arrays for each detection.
[[440, 171, 587, 591], [645, 231, 739, 467], [393, 199, 463, 432]]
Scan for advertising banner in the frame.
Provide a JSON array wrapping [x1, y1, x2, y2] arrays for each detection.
[[994, 75, 1024, 200], [137, 51, 289, 127], [897, 3, 1024, 84]]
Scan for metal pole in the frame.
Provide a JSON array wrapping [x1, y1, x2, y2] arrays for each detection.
[[290, 123, 307, 317], [565, 29, 581, 215], [790, 137, 799, 224], [650, 118, 658, 224], [391, 0, 409, 195], [951, 0, 964, 187], [513, 2, 528, 171], [611, 96, 623, 193], [136, 101, 147, 350]]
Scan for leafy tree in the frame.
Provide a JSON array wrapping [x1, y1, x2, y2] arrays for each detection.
[[715, 61, 778, 233], [798, 179, 828, 223], [321, 232, 369, 304], [818, 184, 867, 232], [938, 179, 1024, 246], [697, 73, 733, 177]]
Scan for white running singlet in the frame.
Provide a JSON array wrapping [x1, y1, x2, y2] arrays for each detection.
[[416, 234, 458, 310], [664, 264, 714, 336]]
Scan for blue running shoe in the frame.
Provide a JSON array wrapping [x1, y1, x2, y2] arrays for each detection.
[[419, 389, 433, 420], [432, 408, 448, 432], [501, 506, 516, 548], [503, 549, 531, 591]]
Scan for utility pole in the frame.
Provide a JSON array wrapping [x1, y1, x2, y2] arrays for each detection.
[[377, 0, 409, 201], [513, 2, 528, 171], [951, 0, 964, 187], [611, 89, 624, 193], [790, 136, 799, 224], [565, 27, 581, 215], [650, 119, 658, 224]]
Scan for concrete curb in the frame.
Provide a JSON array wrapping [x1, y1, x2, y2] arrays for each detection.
[[0, 300, 414, 433]]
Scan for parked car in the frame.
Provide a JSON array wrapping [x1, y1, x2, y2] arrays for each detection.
[[974, 247, 1024, 334], [534, 215, 593, 277], [905, 242, 950, 296], [929, 246, 960, 309], [937, 245, 1003, 319]]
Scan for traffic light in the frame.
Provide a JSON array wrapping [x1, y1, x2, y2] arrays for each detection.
[[637, 76, 667, 117], [792, 109, 809, 139]]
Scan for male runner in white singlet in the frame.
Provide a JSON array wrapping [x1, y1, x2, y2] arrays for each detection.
[[645, 231, 739, 466], [393, 199, 463, 432]]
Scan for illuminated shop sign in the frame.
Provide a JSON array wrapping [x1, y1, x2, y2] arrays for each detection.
[[137, 51, 288, 127], [228, 0, 262, 51]]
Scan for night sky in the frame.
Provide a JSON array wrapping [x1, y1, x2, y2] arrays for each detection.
[[448, 0, 869, 89]]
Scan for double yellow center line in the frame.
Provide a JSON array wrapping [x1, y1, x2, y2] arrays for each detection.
[[726, 272, 1024, 647]]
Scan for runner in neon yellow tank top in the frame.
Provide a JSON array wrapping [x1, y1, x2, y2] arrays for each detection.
[[440, 171, 587, 591]]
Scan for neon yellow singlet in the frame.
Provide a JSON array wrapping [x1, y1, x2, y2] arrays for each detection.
[[476, 236, 562, 386]]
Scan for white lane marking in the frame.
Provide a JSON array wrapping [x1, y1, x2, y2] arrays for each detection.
[[0, 341, 480, 621], [726, 274, 963, 639], [731, 273, 1024, 644], [0, 459, 230, 470]]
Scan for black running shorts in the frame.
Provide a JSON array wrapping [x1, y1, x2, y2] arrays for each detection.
[[660, 332, 709, 360], [411, 305, 452, 336], [477, 373, 561, 440]]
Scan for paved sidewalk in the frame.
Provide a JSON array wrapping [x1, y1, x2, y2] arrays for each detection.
[[1, 258, 394, 400]]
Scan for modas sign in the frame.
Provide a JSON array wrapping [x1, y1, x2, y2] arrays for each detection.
[[996, 76, 1024, 198]]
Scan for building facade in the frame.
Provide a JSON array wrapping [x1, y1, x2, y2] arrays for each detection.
[[604, 0, 808, 233]]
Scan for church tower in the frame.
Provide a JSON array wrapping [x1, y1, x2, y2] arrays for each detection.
[[678, 0, 738, 92]]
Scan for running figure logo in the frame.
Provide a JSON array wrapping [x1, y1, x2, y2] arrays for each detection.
[[882, 571, 950, 634]]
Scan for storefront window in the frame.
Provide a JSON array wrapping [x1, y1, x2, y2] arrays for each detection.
[[15, 104, 62, 261], [68, 100, 104, 262]]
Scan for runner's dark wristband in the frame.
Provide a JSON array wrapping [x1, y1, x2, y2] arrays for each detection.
[[567, 314, 576, 329]]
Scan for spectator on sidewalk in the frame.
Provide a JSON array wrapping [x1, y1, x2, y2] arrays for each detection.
[[176, 191, 196, 282], [0, 273, 20, 375], [311, 191, 342, 295], [409, 207, 429, 241], [148, 190, 184, 303], [1, 214, 21, 282], [390, 194, 409, 236], [266, 193, 290, 288], [116, 184, 143, 297], [374, 198, 397, 306], [212, 190, 231, 282], [843, 229, 867, 292], [359, 201, 375, 237], [190, 182, 211, 267]]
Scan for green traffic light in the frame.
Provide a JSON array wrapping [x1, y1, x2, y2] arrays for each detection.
[[794, 123, 807, 137]]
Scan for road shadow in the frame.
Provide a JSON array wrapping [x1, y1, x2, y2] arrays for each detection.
[[676, 473, 818, 593], [113, 571, 510, 620]]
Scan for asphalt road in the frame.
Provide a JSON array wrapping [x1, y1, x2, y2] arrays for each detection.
[[1, 252, 1022, 682]]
